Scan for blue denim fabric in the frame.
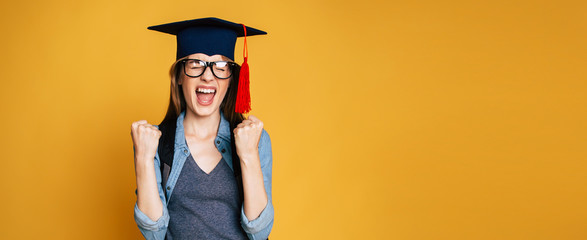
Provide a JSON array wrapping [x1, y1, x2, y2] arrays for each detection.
[[133, 110, 274, 240]]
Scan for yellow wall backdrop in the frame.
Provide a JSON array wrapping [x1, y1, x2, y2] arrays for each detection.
[[0, 0, 585, 239]]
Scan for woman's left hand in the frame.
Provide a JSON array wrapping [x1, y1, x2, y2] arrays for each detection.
[[234, 115, 264, 162]]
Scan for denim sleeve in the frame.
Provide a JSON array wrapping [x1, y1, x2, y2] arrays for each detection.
[[240, 128, 275, 240], [133, 125, 169, 240]]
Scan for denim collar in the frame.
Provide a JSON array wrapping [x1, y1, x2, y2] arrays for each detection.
[[174, 109, 232, 148]]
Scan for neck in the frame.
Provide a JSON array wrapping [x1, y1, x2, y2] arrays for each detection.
[[183, 108, 221, 140]]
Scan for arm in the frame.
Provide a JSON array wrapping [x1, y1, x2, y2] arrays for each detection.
[[239, 129, 274, 239], [132, 123, 169, 240]]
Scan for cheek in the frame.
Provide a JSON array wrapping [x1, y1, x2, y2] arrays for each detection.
[[181, 77, 196, 92], [216, 80, 231, 100], [181, 80, 192, 96], [220, 79, 231, 94]]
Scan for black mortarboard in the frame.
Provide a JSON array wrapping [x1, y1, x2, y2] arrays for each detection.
[[147, 17, 267, 60], [148, 17, 267, 114]]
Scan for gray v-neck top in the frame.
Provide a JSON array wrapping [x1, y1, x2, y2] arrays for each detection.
[[165, 154, 247, 240]]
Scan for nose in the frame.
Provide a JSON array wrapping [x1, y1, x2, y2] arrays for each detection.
[[200, 65, 215, 82]]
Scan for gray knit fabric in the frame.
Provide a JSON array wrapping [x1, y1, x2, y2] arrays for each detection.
[[166, 154, 247, 240]]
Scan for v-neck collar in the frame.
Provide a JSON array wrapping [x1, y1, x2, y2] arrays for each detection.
[[188, 154, 224, 176]]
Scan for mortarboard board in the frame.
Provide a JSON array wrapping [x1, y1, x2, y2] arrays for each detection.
[[147, 17, 267, 114], [147, 17, 266, 61]]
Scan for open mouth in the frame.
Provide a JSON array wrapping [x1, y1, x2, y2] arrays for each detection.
[[195, 87, 216, 106]]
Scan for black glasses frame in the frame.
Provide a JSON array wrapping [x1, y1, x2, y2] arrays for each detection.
[[180, 59, 238, 79]]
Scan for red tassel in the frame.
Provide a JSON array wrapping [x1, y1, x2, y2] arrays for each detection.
[[236, 57, 251, 113], [235, 24, 251, 114]]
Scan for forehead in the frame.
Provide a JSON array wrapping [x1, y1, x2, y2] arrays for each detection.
[[186, 53, 231, 61]]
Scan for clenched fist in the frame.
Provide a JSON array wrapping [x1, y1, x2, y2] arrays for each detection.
[[131, 120, 161, 163], [234, 115, 264, 162]]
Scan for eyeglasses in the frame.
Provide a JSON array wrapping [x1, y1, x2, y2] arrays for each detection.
[[180, 59, 238, 79]]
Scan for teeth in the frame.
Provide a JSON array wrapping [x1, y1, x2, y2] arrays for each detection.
[[197, 88, 216, 93]]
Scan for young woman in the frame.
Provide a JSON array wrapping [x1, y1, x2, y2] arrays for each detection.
[[130, 18, 274, 240]]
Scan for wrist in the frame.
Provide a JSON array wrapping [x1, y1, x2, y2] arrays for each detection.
[[134, 152, 155, 162], [134, 159, 154, 176], [237, 151, 260, 166]]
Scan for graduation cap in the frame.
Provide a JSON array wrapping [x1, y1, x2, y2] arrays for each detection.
[[148, 17, 267, 114]]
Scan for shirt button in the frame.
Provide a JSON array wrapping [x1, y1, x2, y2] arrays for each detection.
[[216, 140, 220, 144], [221, 149, 226, 153], [167, 186, 171, 190], [183, 149, 188, 153]]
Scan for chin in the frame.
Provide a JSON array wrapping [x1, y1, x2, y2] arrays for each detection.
[[192, 105, 219, 117]]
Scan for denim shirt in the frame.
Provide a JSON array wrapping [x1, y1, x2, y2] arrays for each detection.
[[133, 110, 274, 240]]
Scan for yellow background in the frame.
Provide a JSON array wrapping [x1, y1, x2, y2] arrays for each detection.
[[0, 0, 585, 239]]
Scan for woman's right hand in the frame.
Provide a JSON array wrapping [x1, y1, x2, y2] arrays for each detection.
[[131, 120, 162, 163]]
